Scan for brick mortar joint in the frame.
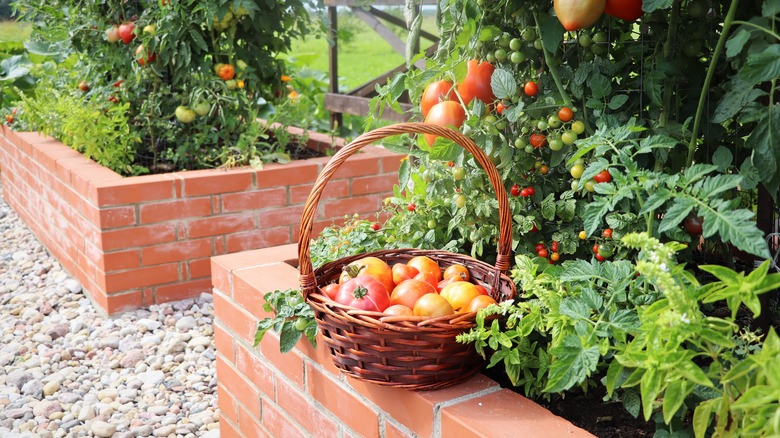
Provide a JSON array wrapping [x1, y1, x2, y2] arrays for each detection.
[[431, 385, 504, 438]]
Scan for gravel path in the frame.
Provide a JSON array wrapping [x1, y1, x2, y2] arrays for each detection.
[[0, 180, 220, 438]]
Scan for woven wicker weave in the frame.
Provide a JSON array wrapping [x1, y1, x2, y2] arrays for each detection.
[[298, 123, 516, 390]]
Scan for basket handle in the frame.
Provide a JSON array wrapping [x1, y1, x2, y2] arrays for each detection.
[[298, 122, 513, 298]]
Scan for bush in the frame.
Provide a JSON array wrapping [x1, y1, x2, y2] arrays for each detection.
[[13, 0, 323, 175]]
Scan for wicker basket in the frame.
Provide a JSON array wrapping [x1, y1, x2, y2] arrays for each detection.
[[298, 123, 516, 390]]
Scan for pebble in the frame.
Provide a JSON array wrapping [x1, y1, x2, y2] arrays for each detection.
[[0, 181, 219, 434]]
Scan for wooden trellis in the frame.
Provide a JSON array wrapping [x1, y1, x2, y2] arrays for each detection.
[[323, 0, 438, 127]]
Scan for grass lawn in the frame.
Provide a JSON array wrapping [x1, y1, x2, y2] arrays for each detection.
[[0, 20, 31, 42], [290, 12, 437, 90]]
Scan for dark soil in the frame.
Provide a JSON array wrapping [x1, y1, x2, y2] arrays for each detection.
[[284, 141, 326, 160]]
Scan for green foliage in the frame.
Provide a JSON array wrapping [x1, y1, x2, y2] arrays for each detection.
[[12, 0, 324, 174], [310, 216, 393, 268], [17, 78, 144, 175], [255, 289, 317, 353]]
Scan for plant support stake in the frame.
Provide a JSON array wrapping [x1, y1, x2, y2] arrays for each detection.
[[686, 0, 739, 166]]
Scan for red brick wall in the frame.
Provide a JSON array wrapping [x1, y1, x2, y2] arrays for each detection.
[[211, 244, 595, 438], [0, 126, 401, 315]]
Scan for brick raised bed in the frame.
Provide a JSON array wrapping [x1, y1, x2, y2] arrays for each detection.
[[211, 244, 595, 438], [0, 125, 401, 315]]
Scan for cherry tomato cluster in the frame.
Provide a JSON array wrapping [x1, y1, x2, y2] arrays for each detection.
[[535, 241, 560, 263]]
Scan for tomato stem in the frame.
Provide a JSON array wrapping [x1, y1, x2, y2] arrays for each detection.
[[657, 0, 681, 172], [531, 10, 572, 108], [686, 0, 740, 167]]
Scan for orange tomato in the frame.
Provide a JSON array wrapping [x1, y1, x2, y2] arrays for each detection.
[[440, 281, 482, 312], [407, 256, 442, 282], [339, 257, 393, 294], [474, 284, 489, 296], [413, 293, 454, 318], [465, 295, 498, 313], [391, 263, 419, 286], [414, 272, 439, 290], [390, 279, 436, 309], [383, 304, 414, 316], [321, 283, 340, 300], [443, 264, 469, 281]]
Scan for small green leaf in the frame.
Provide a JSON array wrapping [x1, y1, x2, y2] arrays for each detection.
[[663, 380, 687, 425], [588, 73, 612, 99], [605, 360, 623, 397], [711, 147, 733, 172], [478, 25, 502, 42], [639, 189, 673, 215], [559, 297, 591, 320], [398, 158, 411, 190], [491, 68, 517, 99], [429, 138, 463, 161], [693, 399, 717, 438], [764, 0, 780, 16], [608, 94, 629, 110], [640, 367, 662, 421], [279, 320, 303, 353], [622, 389, 642, 418], [537, 12, 565, 55], [725, 28, 751, 59], [658, 198, 695, 233], [544, 335, 601, 393], [731, 385, 779, 410]]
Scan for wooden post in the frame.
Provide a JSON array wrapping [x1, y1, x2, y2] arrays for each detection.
[[328, 6, 342, 130]]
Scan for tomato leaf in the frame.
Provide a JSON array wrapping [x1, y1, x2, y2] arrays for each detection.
[[712, 77, 765, 123], [658, 197, 695, 233], [490, 68, 517, 99], [764, 0, 780, 16], [726, 28, 751, 59], [537, 11, 565, 55], [711, 146, 733, 172], [478, 25, 502, 42], [279, 320, 302, 353], [398, 158, 411, 190], [588, 73, 612, 99], [607, 94, 628, 110], [738, 159, 761, 191], [429, 138, 463, 161], [747, 104, 780, 200], [544, 335, 600, 393], [700, 199, 770, 258], [739, 45, 780, 85]]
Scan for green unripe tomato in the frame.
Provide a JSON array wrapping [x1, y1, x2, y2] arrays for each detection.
[[484, 114, 497, 124], [494, 48, 508, 62], [509, 38, 522, 51], [428, 219, 438, 229], [454, 194, 467, 209], [510, 51, 525, 64], [578, 33, 592, 48], [571, 120, 586, 134], [495, 121, 507, 131], [533, 39, 543, 51], [452, 166, 466, 180], [514, 137, 527, 148], [571, 179, 579, 191], [486, 52, 497, 63], [294, 318, 308, 331], [570, 164, 584, 179], [548, 138, 564, 151], [592, 31, 608, 43], [561, 130, 578, 145], [584, 180, 596, 192], [522, 28, 536, 42], [537, 120, 548, 131], [524, 145, 534, 154], [499, 32, 511, 47], [547, 115, 562, 129], [465, 215, 477, 226]]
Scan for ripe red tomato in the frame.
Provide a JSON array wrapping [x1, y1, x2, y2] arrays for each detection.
[[413, 293, 454, 318], [604, 0, 643, 21], [321, 283, 340, 300], [335, 275, 390, 312], [530, 133, 546, 148], [78, 81, 89, 92], [558, 107, 574, 122], [535, 243, 546, 252], [371, 222, 381, 231], [593, 169, 612, 183], [496, 101, 507, 115], [554, 0, 606, 31], [383, 304, 413, 316], [135, 45, 156, 66], [683, 214, 704, 236], [474, 284, 489, 296], [593, 244, 600, 254], [595, 254, 606, 262], [339, 256, 394, 294], [421, 80, 455, 117], [602, 228, 613, 238], [440, 282, 482, 312], [457, 60, 495, 106], [390, 279, 436, 309], [407, 203, 416, 211], [538, 248, 549, 258], [465, 295, 498, 313], [524, 81, 539, 97], [408, 256, 442, 282], [391, 263, 419, 286], [551, 241, 559, 252], [443, 264, 469, 281], [511, 184, 521, 197], [526, 186, 536, 196], [118, 22, 135, 44], [423, 101, 466, 146], [550, 252, 560, 262], [218, 64, 236, 80]]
